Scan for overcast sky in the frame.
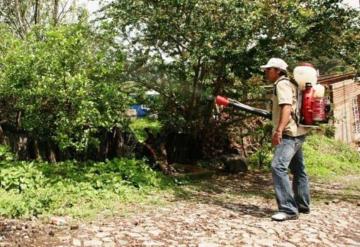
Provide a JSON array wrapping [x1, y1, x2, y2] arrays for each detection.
[[78, 0, 101, 14], [79, 0, 359, 14], [344, 0, 360, 7]]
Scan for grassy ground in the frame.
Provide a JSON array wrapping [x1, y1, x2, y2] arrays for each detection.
[[304, 135, 360, 178]]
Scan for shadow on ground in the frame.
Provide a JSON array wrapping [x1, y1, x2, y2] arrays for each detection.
[[171, 170, 360, 218]]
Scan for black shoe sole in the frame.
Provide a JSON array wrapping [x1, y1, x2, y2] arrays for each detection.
[[299, 209, 310, 214]]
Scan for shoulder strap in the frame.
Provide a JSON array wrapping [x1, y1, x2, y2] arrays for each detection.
[[273, 77, 296, 96], [273, 77, 301, 125]]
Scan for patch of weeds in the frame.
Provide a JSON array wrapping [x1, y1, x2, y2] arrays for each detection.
[[0, 151, 175, 218], [247, 144, 273, 170]]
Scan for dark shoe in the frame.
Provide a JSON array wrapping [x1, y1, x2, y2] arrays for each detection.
[[271, 212, 299, 221], [299, 208, 310, 214]]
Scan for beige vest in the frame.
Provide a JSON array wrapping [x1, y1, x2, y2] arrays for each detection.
[[272, 76, 308, 137]]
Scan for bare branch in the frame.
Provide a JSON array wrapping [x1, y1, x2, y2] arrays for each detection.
[[57, 0, 71, 23]]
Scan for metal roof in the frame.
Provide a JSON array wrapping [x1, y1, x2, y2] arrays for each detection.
[[318, 72, 357, 85]]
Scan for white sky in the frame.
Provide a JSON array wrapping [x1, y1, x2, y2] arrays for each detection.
[[344, 0, 360, 8], [78, 0, 101, 14], [79, 0, 359, 14]]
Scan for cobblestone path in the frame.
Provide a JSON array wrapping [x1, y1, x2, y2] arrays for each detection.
[[1, 173, 359, 247]]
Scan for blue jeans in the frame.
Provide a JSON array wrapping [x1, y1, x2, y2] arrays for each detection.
[[271, 135, 310, 215]]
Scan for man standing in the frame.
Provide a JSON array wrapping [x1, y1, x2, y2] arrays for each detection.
[[260, 58, 310, 221]]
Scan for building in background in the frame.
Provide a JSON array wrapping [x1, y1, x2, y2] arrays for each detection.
[[319, 73, 360, 144]]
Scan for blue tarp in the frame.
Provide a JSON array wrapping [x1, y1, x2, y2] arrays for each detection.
[[130, 104, 149, 117]]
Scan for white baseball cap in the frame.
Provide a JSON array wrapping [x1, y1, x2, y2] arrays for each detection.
[[260, 58, 288, 71]]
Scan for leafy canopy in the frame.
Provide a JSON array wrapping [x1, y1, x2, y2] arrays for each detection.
[[0, 23, 130, 151], [104, 0, 359, 135]]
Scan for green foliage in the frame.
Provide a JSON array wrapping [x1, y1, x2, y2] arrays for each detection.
[[130, 118, 162, 142], [0, 145, 15, 162], [105, 0, 264, 133], [0, 163, 46, 192], [0, 155, 173, 218], [315, 124, 336, 138], [0, 23, 131, 151], [247, 122, 273, 168], [104, 0, 359, 139], [0, 0, 85, 38], [303, 135, 360, 178], [247, 143, 272, 169]]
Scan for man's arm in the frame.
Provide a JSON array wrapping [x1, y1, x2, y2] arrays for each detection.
[[272, 104, 292, 146]]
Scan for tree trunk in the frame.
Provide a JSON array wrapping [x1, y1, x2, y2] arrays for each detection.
[[53, 0, 59, 26], [30, 139, 41, 160], [34, 0, 40, 24], [14, 0, 27, 37]]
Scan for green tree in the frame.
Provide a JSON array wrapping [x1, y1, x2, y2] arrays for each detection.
[[103, 0, 359, 158], [0, 0, 86, 38], [105, 1, 259, 132], [0, 23, 130, 154]]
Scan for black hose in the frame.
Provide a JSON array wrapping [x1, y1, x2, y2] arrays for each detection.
[[228, 99, 272, 119]]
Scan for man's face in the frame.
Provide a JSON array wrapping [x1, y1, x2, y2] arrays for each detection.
[[264, 67, 280, 83]]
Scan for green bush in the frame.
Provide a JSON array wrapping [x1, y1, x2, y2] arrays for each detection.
[[0, 23, 131, 151], [130, 118, 162, 142], [0, 156, 173, 218], [0, 162, 46, 192], [0, 145, 15, 162], [247, 122, 273, 168]]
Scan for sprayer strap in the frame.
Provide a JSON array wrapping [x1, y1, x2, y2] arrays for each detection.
[[273, 77, 300, 125], [273, 77, 297, 96]]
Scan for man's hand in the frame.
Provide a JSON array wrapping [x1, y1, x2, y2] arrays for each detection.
[[272, 130, 282, 146]]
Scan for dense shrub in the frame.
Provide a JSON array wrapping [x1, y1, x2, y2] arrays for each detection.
[[0, 145, 172, 218], [0, 23, 131, 152]]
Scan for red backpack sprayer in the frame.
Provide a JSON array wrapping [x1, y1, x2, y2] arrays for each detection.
[[215, 63, 331, 126], [293, 63, 331, 126]]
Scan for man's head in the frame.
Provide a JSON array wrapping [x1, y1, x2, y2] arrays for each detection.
[[260, 58, 288, 83]]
